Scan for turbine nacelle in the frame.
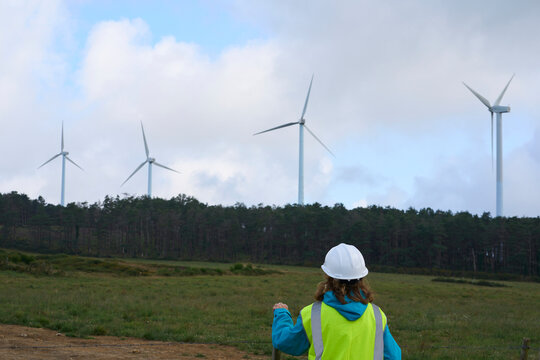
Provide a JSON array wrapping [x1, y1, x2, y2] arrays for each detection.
[[490, 105, 510, 113], [299, 118, 306, 125], [148, 157, 156, 163], [62, 151, 69, 156]]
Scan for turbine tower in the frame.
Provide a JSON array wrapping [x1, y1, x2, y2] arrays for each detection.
[[254, 75, 334, 205], [38, 122, 83, 206], [463, 74, 514, 217], [122, 122, 179, 197]]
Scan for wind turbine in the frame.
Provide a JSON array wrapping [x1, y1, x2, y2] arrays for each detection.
[[463, 74, 514, 217], [122, 122, 179, 197], [38, 122, 83, 206], [254, 75, 334, 205]]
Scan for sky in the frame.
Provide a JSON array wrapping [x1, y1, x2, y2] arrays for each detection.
[[0, 0, 539, 217]]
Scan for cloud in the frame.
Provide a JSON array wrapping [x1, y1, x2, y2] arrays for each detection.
[[404, 128, 540, 216], [69, 16, 338, 205], [407, 157, 493, 214], [230, 0, 540, 215], [367, 185, 409, 209], [0, 1, 73, 199], [336, 165, 380, 186], [0, 1, 539, 217], [232, 0, 540, 135], [504, 130, 540, 217], [351, 199, 368, 209]]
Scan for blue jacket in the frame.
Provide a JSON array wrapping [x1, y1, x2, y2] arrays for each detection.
[[272, 291, 402, 359]]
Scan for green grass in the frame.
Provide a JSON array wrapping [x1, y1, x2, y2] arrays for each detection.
[[0, 250, 538, 359]]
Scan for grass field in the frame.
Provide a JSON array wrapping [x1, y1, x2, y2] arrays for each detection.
[[0, 250, 539, 359]]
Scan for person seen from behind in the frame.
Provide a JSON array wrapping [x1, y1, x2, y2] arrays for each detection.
[[272, 243, 401, 359]]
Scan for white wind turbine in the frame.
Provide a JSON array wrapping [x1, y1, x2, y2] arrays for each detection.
[[122, 122, 179, 197], [463, 74, 514, 217], [38, 122, 83, 206], [254, 75, 334, 205]]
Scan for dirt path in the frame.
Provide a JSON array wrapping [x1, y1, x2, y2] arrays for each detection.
[[0, 324, 269, 359]]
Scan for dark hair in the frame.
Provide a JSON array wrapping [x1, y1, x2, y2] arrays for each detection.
[[314, 275, 374, 305]]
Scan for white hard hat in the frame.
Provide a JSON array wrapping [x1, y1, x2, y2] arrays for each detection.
[[321, 243, 368, 280]]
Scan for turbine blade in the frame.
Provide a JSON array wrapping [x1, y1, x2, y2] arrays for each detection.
[[121, 160, 147, 186], [141, 122, 149, 157], [300, 74, 314, 120], [38, 153, 62, 169], [153, 161, 180, 173], [463, 82, 491, 108], [493, 73, 515, 106], [61, 122, 64, 152], [65, 156, 84, 171], [253, 122, 299, 136], [304, 124, 335, 157], [491, 112, 494, 172]]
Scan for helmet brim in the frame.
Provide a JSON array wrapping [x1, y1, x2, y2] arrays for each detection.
[[321, 265, 368, 280]]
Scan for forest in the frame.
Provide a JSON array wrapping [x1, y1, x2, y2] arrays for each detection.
[[0, 191, 538, 279]]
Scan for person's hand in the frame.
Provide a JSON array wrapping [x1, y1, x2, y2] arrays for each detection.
[[273, 302, 288, 310]]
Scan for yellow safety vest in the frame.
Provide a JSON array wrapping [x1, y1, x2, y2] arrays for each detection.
[[300, 301, 387, 360]]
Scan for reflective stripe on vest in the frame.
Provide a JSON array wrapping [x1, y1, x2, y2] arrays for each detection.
[[311, 301, 324, 360], [311, 301, 384, 360], [372, 304, 384, 360]]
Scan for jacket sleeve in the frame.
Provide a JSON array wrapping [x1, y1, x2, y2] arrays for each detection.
[[383, 325, 402, 360], [272, 308, 310, 356]]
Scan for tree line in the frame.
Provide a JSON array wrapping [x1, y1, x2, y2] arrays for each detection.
[[0, 191, 538, 278]]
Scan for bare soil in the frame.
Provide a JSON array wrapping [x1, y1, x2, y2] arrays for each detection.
[[0, 324, 269, 359]]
